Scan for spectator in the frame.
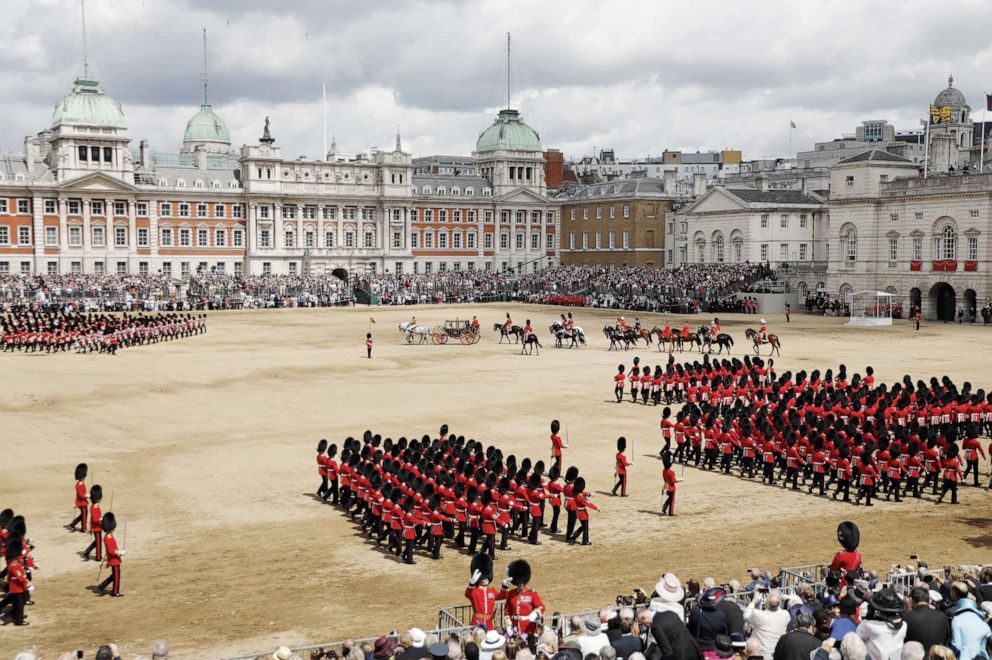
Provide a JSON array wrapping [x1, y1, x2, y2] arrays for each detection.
[[480, 630, 507, 660], [601, 647, 618, 660], [651, 573, 688, 621], [948, 581, 991, 660], [713, 635, 735, 659], [612, 615, 646, 660], [578, 614, 612, 658], [926, 646, 955, 660], [375, 636, 399, 660], [744, 590, 791, 658], [902, 588, 949, 653], [745, 571, 771, 593], [464, 642, 480, 660], [814, 610, 835, 642], [832, 598, 860, 642], [773, 612, 820, 660], [743, 638, 763, 660], [856, 589, 907, 660], [96, 647, 115, 660], [399, 629, 430, 660], [564, 616, 586, 646], [900, 642, 925, 660], [688, 588, 730, 651], [430, 643, 451, 660], [152, 639, 171, 660], [650, 610, 704, 660], [716, 594, 745, 637]]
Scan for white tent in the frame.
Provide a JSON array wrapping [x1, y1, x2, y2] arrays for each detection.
[[847, 290, 895, 326]]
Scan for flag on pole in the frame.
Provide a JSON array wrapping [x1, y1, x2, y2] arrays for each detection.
[[986, 94, 992, 111], [790, 121, 797, 129]]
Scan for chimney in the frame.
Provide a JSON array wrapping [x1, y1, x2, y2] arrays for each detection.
[[140, 139, 151, 169], [757, 173, 769, 192], [693, 172, 706, 196], [800, 176, 808, 194], [23, 136, 38, 174], [195, 144, 207, 170], [663, 169, 677, 194]]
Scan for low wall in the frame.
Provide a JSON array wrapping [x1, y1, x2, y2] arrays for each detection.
[[735, 292, 797, 314]]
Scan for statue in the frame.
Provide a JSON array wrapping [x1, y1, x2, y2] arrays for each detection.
[[260, 116, 275, 144]]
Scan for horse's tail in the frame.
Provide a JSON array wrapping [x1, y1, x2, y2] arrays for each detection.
[[728, 336, 734, 346]]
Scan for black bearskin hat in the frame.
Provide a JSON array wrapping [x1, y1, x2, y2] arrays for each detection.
[[573, 476, 586, 493], [5, 538, 22, 561], [11, 516, 26, 537], [0, 509, 12, 529], [471, 551, 494, 583], [102, 511, 118, 534], [440, 424, 449, 438], [317, 439, 328, 453], [528, 472, 542, 489], [662, 451, 674, 469], [507, 559, 532, 587], [565, 466, 579, 483], [75, 463, 88, 480], [837, 521, 860, 551], [551, 420, 560, 434], [90, 484, 103, 504], [946, 443, 960, 459], [617, 437, 627, 452]]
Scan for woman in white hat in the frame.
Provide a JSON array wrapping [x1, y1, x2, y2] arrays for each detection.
[[479, 630, 506, 660], [650, 573, 686, 621]]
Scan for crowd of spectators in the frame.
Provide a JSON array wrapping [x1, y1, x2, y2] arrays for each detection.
[[187, 274, 352, 309], [214, 561, 992, 660], [356, 271, 517, 305], [12, 639, 169, 660]]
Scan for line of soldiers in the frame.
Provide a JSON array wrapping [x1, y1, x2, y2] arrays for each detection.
[[658, 357, 990, 506], [613, 354, 777, 406], [1, 310, 206, 354], [68, 463, 125, 596], [464, 555, 545, 643], [0, 510, 34, 626], [313, 424, 600, 565]]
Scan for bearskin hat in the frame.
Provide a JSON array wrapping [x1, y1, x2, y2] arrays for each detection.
[[0, 509, 13, 529], [11, 516, 26, 537], [946, 443, 960, 459], [75, 463, 88, 481], [837, 521, 860, 551], [617, 437, 627, 452], [5, 538, 22, 561], [481, 490, 493, 506], [471, 551, 494, 583], [507, 559, 532, 587], [565, 466, 579, 483], [534, 460, 545, 476], [90, 484, 103, 504], [317, 439, 328, 453], [548, 465, 561, 481], [528, 472, 542, 489], [662, 451, 674, 469], [440, 424, 449, 438], [551, 420, 560, 434], [573, 476, 586, 493], [102, 511, 118, 534]]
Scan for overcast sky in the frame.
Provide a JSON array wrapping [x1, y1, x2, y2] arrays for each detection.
[[4, 0, 992, 162]]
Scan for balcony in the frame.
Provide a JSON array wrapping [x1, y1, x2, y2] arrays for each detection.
[[932, 259, 957, 272]]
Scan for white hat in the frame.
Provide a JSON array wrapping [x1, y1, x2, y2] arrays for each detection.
[[272, 647, 293, 660], [481, 630, 506, 652], [654, 572, 685, 602], [761, 319, 766, 323], [929, 590, 943, 604], [410, 628, 427, 647]]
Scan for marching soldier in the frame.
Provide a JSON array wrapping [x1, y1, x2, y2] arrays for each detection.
[[662, 452, 678, 516], [500, 560, 545, 641], [526, 473, 547, 545], [614, 364, 626, 403], [563, 467, 579, 540], [567, 477, 598, 546], [3, 538, 31, 625], [550, 420, 565, 470], [612, 437, 630, 496], [83, 485, 104, 561], [465, 553, 502, 629], [316, 439, 330, 499], [69, 463, 88, 532], [96, 512, 125, 596], [937, 443, 963, 504]]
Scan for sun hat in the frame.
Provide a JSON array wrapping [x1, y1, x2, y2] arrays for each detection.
[[410, 628, 427, 648], [374, 636, 398, 659], [654, 573, 685, 602], [272, 647, 293, 660], [581, 613, 601, 634]]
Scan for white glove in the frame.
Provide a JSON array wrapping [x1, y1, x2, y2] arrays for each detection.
[[527, 610, 540, 622], [28, 585, 35, 593], [120, 550, 127, 558], [470, 569, 482, 586], [502, 577, 513, 589]]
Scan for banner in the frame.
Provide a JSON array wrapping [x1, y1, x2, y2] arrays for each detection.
[[930, 104, 953, 125]]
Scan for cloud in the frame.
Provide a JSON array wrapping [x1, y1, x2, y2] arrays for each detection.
[[1, 0, 991, 162]]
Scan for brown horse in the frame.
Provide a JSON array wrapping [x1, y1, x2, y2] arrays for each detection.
[[744, 328, 782, 356], [650, 327, 677, 353], [682, 332, 703, 353]]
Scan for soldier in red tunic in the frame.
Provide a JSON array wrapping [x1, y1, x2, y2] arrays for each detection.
[[662, 452, 678, 516], [549, 420, 565, 470], [83, 485, 104, 561], [3, 538, 31, 625], [316, 439, 330, 499], [465, 553, 502, 630], [500, 560, 545, 642], [937, 443, 963, 504], [97, 511, 124, 596], [70, 463, 88, 532], [829, 521, 862, 585], [567, 477, 599, 546], [612, 437, 630, 496], [525, 473, 547, 545]]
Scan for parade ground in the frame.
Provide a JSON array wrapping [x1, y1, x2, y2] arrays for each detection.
[[4, 304, 992, 657]]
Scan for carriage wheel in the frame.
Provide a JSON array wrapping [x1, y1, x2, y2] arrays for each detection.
[[432, 333, 445, 345], [471, 332, 481, 344], [459, 331, 473, 345]]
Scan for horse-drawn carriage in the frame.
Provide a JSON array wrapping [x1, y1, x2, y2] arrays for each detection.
[[432, 319, 481, 345]]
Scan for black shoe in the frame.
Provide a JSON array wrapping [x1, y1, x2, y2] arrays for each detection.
[[13, 621, 29, 626], [580, 541, 592, 546]]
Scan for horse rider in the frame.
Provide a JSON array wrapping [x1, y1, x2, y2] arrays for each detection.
[[759, 319, 768, 343], [617, 315, 628, 333], [504, 313, 513, 332], [680, 322, 690, 342], [633, 317, 642, 335], [710, 317, 721, 340], [566, 312, 575, 331], [523, 319, 534, 343], [559, 314, 571, 339], [409, 314, 417, 328]]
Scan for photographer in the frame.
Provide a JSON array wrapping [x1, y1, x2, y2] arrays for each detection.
[[743, 590, 790, 659]]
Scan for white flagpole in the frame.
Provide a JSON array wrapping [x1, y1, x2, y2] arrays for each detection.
[[322, 81, 327, 161], [981, 97, 987, 174], [923, 116, 930, 179]]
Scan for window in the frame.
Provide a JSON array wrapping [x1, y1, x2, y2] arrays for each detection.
[[45, 226, 57, 245], [760, 243, 769, 261], [325, 229, 335, 247], [78, 145, 88, 162], [547, 212, 555, 225], [888, 238, 898, 261], [284, 230, 295, 248], [68, 200, 81, 215], [424, 210, 434, 222], [193, 228, 207, 247], [780, 214, 788, 229], [0, 227, 7, 244], [500, 211, 509, 224], [304, 230, 314, 248], [467, 233, 476, 249], [608, 231, 616, 248], [160, 227, 173, 247], [160, 202, 172, 216], [609, 206, 616, 219], [303, 207, 317, 220], [546, 233, 554, 250], [714, 235, 724, 262], [912, 237, 923, 260], [103, 147, 113, 163], [914, 211, 923, 221], [364, 230, 374, 248], [323, 206, 336, 220], [362, 208, 375, 221], [233, 229, 244, 247], [71, 261, 81, 274], [516, 211, 525, 224], [18, 226, 30, 245], [92, 225, 105, 246], [91, 201, 104, 216], [138, 228, 149, 246], [262, 262, 271, 275], [937, 225, 956, 260], [47, 261, 58, 274], [180, 228, 192, 247], [799, 214, 808, 228], [18, 261, 29, 274], [117, 261, 127, 275], [622, 231, 630, 248], [179, 203, 190, 217], [283, 206, 296, 219], [216, 228, 227, 247], [453, 210, 461, 223], [233, 204, 243, 219], [760, 214, 769, 228], [194, 203, 207, 218], [623, 204, 630, 218], [115, 226, 127, 247], [734, 241, 742, 262], [485, 211, 493, 224], [696, 242, 705, 263], [970, 209, 980, 219], [259, 206, 270, 219], [93, 260, 104, 274], [12, 199, 27, 215], [289, 262, 297, 275], [114, 201, 126, 217], [968, 236, 978, 260], [880, 175, 888, 183], [44, 199, 56, 214], [453, 233, 462, 248], [437, 232, 447, 249], [392, 231, 402, 249], [581, 232, 588, 249], [91, 146, 100, 162], [136, 202, 148, 216], [582, 208, 589, 220], [439, 210, 448, 222], [500, 233, 508, 250], [570, 209, 576, 220], [890, 212, 898, 222], [515, 233, 524, 250], [845, 176, 854, 188], [844, 228, 857, 261], [213, 204, 225, 218], [69, 226, 82, 246], [596, 207, 602, 220], [425, 261, 433, 274], [569, 233, 575, 250], [345, 231, 355, 248], [484, 233, 493, 249], [594, 232, 601, 249], [410, 232, 419, 248]]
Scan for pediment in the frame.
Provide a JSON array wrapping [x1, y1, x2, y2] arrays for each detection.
[[682, 188, 747, 214], [57, 171, 139, 193], [495, 187, 550, 204]]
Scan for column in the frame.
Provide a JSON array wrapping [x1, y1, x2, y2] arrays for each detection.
[[128, 200, 138, 271], [337, 206, 344, 252], [249, 204, 258, 252], [32, 194, 44, 273], [274, 204, 284, 250], [58, 197, 68, 273], [82, 199, 91, 272]]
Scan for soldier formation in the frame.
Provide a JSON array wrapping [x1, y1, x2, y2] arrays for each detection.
[[312, 424, 600, 565], [67, 463, 126, 598], [1, 310, 206, 354]]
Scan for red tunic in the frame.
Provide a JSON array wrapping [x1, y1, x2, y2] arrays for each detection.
[[6, 557, 29, 594], [105, 534, 122, 567], [75, 480, 88, 507], [615, 452, 630, 475], [663, 468, 677, 493], [465, 585, 502, 626], [501, 588, 545, 636]]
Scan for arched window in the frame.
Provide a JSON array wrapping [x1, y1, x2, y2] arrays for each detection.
[[713, 235, 724, 263], [844, 228, 857, 261], [937, 225, 956, 260], [696, 240, 706, 263]]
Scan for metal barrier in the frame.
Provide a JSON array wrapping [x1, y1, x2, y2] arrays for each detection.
[[778, 564, 829, 589]]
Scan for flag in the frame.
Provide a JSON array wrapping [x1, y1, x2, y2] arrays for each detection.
[[369, 317, 376, 324], [790, 121, 796, 129], [986, 94, 992, 111]]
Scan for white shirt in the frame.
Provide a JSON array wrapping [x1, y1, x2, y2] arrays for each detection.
[[743, 602, 791, 658], [577, 632, 611, 658], [856, 619, 907, 660]]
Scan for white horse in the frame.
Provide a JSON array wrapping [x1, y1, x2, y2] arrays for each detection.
[[398, 322, 430, 344]]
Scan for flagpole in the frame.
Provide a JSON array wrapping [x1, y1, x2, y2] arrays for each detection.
[[788, 122, 793, 161], [981, 97, 987, 174], [923, 116, 930, 179]]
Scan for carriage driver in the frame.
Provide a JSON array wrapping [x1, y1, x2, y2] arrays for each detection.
[[759, 319, 768, 343], [471, 316, 480, 333], [710, 317, 721, 339]]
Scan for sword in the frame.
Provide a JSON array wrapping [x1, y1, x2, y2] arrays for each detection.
[[565, 423, 570, 449]]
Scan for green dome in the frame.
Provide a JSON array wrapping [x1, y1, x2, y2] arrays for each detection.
[[476, 109, 542, 152], [184, 104, 231, 144], [51, 77, 126, 128]]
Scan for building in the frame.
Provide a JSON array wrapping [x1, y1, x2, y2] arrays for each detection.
[[568, 149, 742, 185], [559, 174, 689, 268], [0, 72, 559, 277], [677, 183, 827, 270], [825, 148, 992, 320]]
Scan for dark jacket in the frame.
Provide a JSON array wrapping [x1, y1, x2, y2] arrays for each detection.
[[687, 606, 729, 651], [612, 634, 645, 660], [772, 629, 820, 660], [903, 604, 950, 653], [716, 600, 745, 636], [651, 611, 704, 660], [396, 647, 430, 660]]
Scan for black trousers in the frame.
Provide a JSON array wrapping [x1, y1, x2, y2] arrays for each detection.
[[856, 484, 874, 506], [318, 474, 329, 498], [71, 505, 88, 532], [785, 467, 799, 490], [904, 476, 921, 498], [939, 479, 958, 504], [662, 491, 675, 516], [528, 517, 542, 544], [612, 473, 627, 496], [565, 509, 577, 539], [327, 479, 339, 503], [568, 519, 590, 544], [963, 459, 980, 486], [85, 531, 103, 560], [809, 473, 825, 495], [741, 456, 755, 478], [833, 479, 850, 501], [98, 565, 122, 595], [886, 478, 903, 501], [720, 453, 732, 474], [549, 506, 561, 533], [0, 591, 27, 624], [703, 448, 717, 470], [762, 461, 776, 484]]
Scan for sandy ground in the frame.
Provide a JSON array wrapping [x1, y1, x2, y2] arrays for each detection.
[[3, 305, 992, 658]]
